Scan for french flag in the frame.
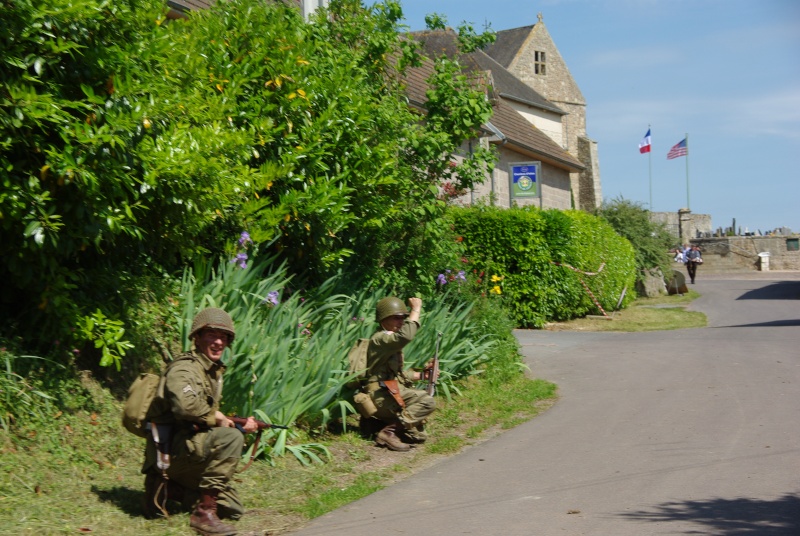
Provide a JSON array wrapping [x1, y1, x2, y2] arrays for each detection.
[[639, 128, 652, 154]]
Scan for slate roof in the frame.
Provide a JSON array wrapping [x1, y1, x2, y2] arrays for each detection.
[[167, 0, 301, 15], [483, 25, 534, 69], [168, 0, 214, 13], [411, 30, 563, 114]]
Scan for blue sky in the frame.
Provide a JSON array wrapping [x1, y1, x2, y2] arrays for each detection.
[[398, 0, 800, 234]]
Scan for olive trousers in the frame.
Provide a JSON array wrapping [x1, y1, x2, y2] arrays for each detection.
[[143, 426, 245, 518], [370, 385, 435, 442]]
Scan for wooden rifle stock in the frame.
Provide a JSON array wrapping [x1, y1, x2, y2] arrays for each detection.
[[229, 415, 288, 432], [426, 332, 443, 396]]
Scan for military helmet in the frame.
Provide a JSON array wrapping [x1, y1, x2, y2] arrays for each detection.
[[189, 307, 235, 341], [375, 297, 409, 322]]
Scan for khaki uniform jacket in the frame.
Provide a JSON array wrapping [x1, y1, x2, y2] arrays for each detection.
[[142, 349, 228, 474], [365, 319, 419, 386], [164, 349, 226, 429]]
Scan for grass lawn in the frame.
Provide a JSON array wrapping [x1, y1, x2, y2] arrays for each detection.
[[545, 290, 706, 332]]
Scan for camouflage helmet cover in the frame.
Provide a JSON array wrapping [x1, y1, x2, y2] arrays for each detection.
[[189, 307, 236, 341], [375, 297, 409, 322]]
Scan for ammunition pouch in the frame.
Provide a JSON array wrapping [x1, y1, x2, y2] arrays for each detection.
[[364, 381, 381, 394]]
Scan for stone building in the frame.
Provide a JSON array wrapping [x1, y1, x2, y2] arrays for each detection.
[[484, 13, 602, 210], [409, 13, 601, 211], [408, 29, 585, 211]]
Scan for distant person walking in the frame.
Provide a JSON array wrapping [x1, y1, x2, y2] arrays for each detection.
[[685, 245, 703, 284]]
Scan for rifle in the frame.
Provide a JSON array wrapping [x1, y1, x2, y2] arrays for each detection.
[[229, 415, 289, 432], [228, 416, 289, 472], [426, 332, 443, 396]]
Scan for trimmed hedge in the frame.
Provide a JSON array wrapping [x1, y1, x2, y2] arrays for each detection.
[[450, 206, 636, 327]]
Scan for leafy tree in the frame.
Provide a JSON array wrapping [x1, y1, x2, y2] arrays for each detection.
[[591, 197, 674, 284], [0, 0, 181, 354], [0, 0, 497, 362]]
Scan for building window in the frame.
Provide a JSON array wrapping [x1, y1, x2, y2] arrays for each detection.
[[534, 51, 546, 75], [787, 238, 799, 251]]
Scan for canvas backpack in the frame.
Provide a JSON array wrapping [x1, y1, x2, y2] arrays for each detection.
[[121, 356, 191, 437], [122, 372, 164, 438], [346, 338, 370, 389]]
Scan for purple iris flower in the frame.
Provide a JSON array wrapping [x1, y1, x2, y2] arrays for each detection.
[[231, 251, 247, 269], [264, 290, 279, 306]]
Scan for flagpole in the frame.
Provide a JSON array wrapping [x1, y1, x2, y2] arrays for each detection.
[[648, 124, 653, 211], [685, 132, 690, 210]]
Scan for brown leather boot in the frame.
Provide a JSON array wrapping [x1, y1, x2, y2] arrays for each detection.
[[375, 423, 411, 452], [189, 489, 237, 536]]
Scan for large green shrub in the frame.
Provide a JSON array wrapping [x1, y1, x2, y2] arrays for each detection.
[[0, 0, 495, 363], [449, 205, 636, 327]]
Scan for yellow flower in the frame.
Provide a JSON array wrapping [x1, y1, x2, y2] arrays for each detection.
[[491, 274, 503, 282], [490, 285, 502, 295]]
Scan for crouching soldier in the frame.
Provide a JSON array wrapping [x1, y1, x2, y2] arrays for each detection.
[[142, 307, 257, 536], [354, 296, 436, 451]]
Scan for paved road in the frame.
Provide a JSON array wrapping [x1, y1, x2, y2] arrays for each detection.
[[289, 275, 800, 535]]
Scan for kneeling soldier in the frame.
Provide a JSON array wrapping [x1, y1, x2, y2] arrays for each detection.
[[355, 296, 436, 451], [141, 307, 257, 536]]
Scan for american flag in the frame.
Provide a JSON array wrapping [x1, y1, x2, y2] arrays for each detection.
[[667, 138, 687, 159]]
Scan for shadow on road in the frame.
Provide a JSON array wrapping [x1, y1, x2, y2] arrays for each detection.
[[713, 319, 800, 328], [617, 492, 800, 535], [736, 281, 800, 301]]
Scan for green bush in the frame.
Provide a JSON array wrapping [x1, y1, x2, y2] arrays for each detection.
[[449, 205, 636, 327]]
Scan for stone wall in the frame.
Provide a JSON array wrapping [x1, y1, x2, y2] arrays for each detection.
[[577, 136, 601, 210], [506, 101, 564, 147], [694, 236, 800, 271], [651, 210, 712, 244]]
